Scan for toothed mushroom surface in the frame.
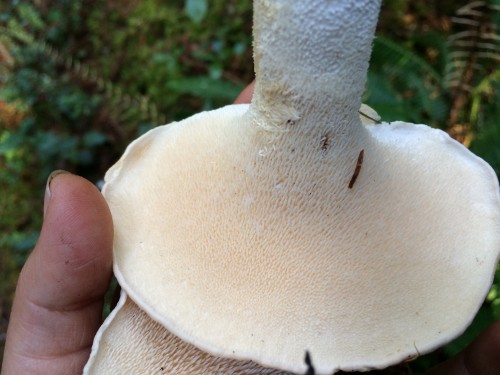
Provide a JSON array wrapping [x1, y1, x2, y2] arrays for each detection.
[[84, 1, 500, 374], [85, 291, 289, 374]]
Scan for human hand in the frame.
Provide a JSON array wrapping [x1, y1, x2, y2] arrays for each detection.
[[1, 171, 113, 374], [2, 86, 500, 375]]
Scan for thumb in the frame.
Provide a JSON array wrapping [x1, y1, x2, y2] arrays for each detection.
[[2, 171, 113, 375]]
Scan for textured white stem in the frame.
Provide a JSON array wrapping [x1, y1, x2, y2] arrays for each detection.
[[251, 0, 381, 136]]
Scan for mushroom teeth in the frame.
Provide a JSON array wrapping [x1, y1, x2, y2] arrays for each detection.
[[84, 290, 289, 374], [95, 103, 500, 374]]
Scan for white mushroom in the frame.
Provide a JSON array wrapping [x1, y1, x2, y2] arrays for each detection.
[[84, 1, 500, 374], [86, 290, 288, 373]]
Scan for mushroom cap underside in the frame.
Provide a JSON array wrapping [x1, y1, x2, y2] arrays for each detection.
[[103, 104, 500, 374], [84, 291, 288, 374]]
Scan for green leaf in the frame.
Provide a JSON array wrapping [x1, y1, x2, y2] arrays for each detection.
[[83, 131, 108, 148], [184, 0, 208, 23], [372, 36, 442, 85], [17, 4, 45, 31], [365, 72, 409, 122], [492, 299, 500, 320], [5, 18, 34, 44], [167, 77, 243, 102]]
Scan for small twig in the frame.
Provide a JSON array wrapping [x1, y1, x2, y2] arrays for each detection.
[[304, 351, 315, 375], [348, 149, 365, 189]]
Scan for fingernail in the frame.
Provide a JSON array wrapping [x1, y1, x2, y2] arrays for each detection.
[[44, 170, 71, 217]]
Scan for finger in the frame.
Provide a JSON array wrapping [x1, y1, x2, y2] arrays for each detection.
[[424, 320, 500, 375], [2, 171, 113, 375], [234, 80, 255, 104]]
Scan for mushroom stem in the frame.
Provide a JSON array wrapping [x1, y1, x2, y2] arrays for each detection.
[[251, 0, 381, 137]]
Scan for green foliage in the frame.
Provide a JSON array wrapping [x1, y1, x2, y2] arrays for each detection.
[[185, 0, 208, 23], [367, 0, 500, 177], [0, 0, 498, 372], [167, 77, 244, 110], [487, 267, 500, 319], [469, 76, 500, 176], [367, 34, 448, 125]]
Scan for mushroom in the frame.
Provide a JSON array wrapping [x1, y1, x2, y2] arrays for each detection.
[[84, 0, 500, 374]]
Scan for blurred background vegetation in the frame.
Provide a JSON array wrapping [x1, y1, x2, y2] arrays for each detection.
[[0, 0, 498, 372]]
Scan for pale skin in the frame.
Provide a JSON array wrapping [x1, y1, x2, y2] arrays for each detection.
[[2, 86, 500, 375]]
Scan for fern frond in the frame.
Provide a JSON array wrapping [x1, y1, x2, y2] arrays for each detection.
[[0, 40, 14, 68], [0, 23, 166, 127], [456, 1, 488, 16], [444, 0, 499, 139], [445, 1, 499, 90], [373, 36, 443, 84], [470, 70, 500, 124]]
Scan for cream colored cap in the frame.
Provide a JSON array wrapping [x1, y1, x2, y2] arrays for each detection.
[[102, 103, 500, 374]]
